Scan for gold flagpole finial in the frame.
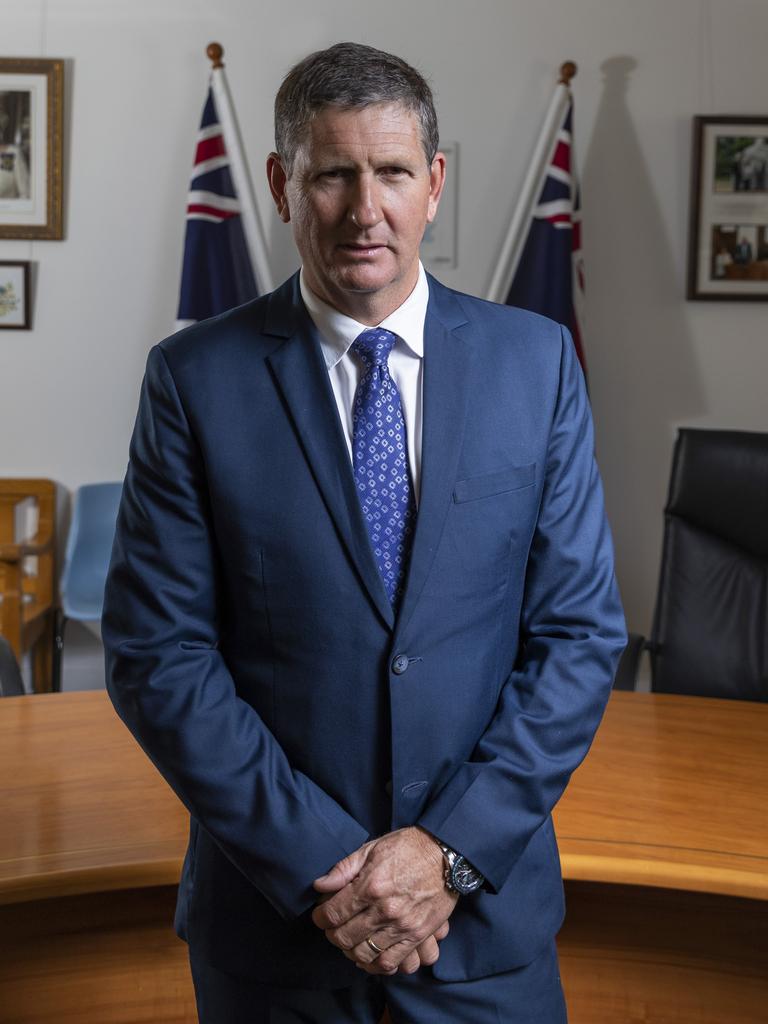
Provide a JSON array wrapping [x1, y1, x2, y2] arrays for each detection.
[[207, 42, 224, 69], [558, 61, 577, 86]]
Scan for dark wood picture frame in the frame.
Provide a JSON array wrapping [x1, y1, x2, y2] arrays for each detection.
[[687, 115, 768, 301], [0, 57, 64, 240], [0, 260, 31, 329]]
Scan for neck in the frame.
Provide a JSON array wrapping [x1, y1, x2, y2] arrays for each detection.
[[303, 266, 421, 326]]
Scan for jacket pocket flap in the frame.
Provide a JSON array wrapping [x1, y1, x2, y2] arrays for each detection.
[[453, 463, 536, 503]]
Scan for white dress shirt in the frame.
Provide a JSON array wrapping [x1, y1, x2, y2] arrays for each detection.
[[299, 263, 428, 504]]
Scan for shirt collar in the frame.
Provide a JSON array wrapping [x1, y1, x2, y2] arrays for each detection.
[[299, 262, 428, 370]]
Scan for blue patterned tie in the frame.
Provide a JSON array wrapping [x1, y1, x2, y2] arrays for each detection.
[[351, 328, 416, 609]]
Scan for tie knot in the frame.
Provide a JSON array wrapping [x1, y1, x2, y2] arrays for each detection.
[[352, 328, 397, 368]]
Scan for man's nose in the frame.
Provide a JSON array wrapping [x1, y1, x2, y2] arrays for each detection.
[[348, 176, 382, 229]]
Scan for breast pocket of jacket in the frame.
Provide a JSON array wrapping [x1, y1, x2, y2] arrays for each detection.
[[453, 463, 536, 504], [444, 462, 538, 582]]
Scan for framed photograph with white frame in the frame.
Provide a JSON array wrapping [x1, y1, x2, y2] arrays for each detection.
[[0, 57, 64, 240], [687, 115, 768, 301], [0, 260, 31, 329]]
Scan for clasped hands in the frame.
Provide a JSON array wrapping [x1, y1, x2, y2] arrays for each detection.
[[311, 825, 459, 976]]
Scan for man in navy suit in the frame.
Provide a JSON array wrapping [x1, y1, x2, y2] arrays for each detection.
[[104, 41, 626, 1023]]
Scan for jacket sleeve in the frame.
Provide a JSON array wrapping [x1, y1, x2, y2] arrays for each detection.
[[103, 345, 370, 922], [417, 325, 627, 894]]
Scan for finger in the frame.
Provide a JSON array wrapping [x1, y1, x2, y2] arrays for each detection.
[[324, 888, 452, 951], [356, 936, 421, 975], [334, 914, 408, 962], [415, 937, 438, 966], [397, 949, 421, 975], [347, 928, 396, 968], [319, 881, 420, 947], [311, 885, 373, 932], [313, 844, 372, 893]]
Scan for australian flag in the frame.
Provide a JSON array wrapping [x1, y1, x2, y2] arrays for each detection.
[[505, 100, 586, 372], [176, 88, 259, 328]]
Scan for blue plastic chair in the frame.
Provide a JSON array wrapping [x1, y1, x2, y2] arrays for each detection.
[[53, 482, 123, 691]]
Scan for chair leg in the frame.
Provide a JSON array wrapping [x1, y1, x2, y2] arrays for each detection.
[[52, 611, 67, 693], [0, 636, 24, 696], [32, 623, 54, 693]]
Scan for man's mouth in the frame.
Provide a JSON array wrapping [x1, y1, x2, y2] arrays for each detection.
[[338, 242, 388, 256]]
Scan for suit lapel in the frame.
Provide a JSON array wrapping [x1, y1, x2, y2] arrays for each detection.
[[264, 273, 472, 637], [265, 276, 395, 629], [394, 279, 472, 641]]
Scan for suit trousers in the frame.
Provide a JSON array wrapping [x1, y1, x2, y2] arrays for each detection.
[[189, 941, 568, 1023]]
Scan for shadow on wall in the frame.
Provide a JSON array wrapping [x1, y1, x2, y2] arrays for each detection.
[[583, 57, 706, 636]]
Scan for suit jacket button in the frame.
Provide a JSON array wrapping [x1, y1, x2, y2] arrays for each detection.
[[392, 654, 409, 675]]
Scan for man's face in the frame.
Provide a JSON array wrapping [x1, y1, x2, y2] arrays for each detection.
[[268, 103, 445, 320]]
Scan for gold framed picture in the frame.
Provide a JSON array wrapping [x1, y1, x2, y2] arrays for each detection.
[[0, 57, 64, 240]]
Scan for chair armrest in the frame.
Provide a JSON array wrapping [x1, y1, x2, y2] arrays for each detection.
[[0, 532, 54, 561], [613, 632, 646, 691]]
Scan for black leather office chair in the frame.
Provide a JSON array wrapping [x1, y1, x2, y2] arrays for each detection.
[[615, 428, 768, 701], [0, 635, 24, 696]]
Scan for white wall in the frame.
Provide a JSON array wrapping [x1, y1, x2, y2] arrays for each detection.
[[2, 0, 767, 689]]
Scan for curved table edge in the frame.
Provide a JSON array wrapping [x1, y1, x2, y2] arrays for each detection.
[[0, 857, 183, 906], [561, 851, 768, 901]]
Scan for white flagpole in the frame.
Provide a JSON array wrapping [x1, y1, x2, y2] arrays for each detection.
[[208, 43, 274, 294], [486, 62, 576, 304]]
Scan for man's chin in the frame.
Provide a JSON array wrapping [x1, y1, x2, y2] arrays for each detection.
[[331, 269, 400, 296]]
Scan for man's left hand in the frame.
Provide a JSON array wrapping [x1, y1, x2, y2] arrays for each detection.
[[311, 826, 459, 975]]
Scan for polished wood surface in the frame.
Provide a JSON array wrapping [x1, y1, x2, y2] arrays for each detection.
[[0, 690, 186, 905], [1, 888, 196, 1024], [553, 690, 768, 899], [1, 689, 766, 1023], [0, 692, 193, 1023], [558, 882, 768, 1024], [2, 689, 766, 905]]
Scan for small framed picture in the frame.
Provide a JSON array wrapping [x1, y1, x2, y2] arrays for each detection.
[[0, 261, 31, 329], [0, 57, 64, 240], [687, 116, 768, 300]]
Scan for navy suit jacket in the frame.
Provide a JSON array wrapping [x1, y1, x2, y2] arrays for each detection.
[[103, 272, 626, 988]]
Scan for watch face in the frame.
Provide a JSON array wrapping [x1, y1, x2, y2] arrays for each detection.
[[452, 856, 483, 894]]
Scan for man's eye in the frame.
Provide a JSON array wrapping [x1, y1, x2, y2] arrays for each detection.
[[382, 167, 407, 177], [320, 169, 347, 179]]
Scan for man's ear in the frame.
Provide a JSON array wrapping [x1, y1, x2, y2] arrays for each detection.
[[426, 151, 447, 224], [266, 152, 291, 223]]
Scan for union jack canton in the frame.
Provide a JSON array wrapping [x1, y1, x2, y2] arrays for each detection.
[[505, 100, 587, 373], [176, 89, 259, 328]]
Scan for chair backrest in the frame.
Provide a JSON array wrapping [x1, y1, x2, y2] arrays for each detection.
[[60, 482, 123, 620], [650, 429, 768, 701]]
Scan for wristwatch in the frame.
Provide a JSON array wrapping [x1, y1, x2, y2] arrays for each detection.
[[436, 840, 485, 895]]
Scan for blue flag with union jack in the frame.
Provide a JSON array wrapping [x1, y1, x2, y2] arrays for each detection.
[[176, 88, 259, 327], [505, 100, 586, 371]]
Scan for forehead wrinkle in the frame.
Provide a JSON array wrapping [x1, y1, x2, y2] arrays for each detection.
[[306, 106, 422, 156], [312, 139, 422, 169]]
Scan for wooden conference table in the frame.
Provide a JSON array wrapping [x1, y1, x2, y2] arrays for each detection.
[[0, 690, 766, 1023]]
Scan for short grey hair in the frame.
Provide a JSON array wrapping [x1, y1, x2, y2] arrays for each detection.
[[274, 41, 439, 175]]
